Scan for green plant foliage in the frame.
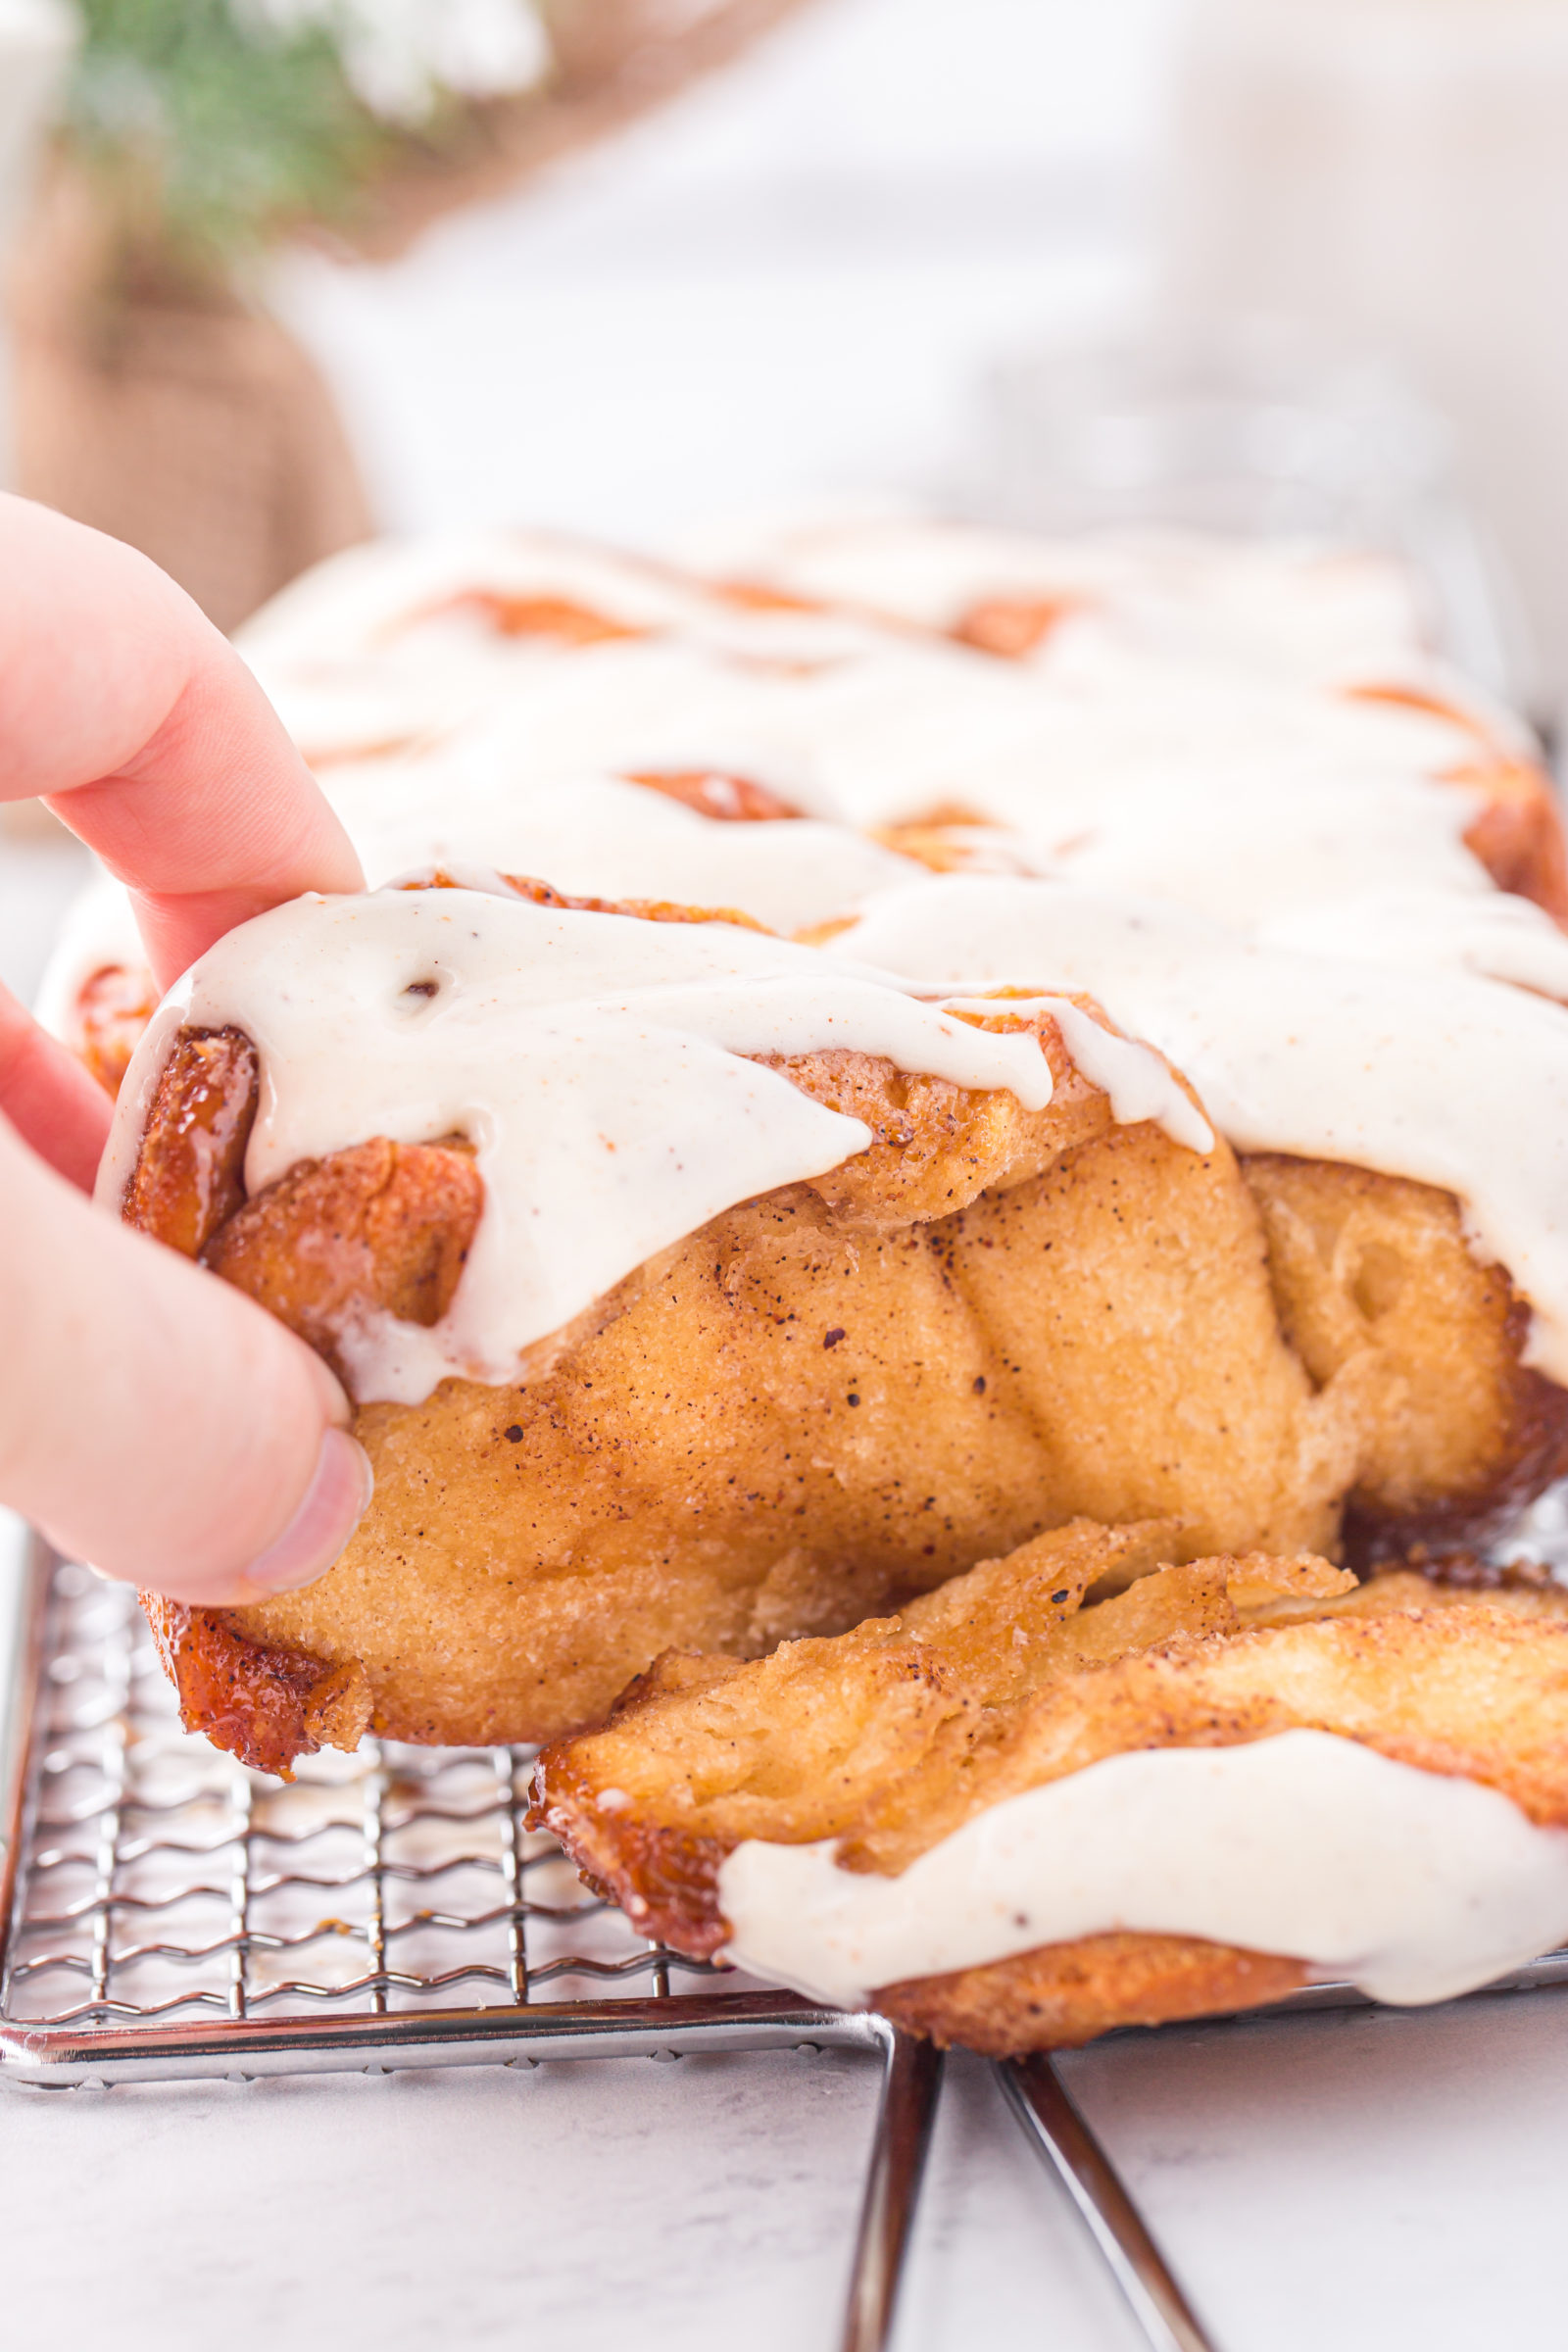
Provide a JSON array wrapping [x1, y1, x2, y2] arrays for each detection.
[[67, 0, 395, 278]]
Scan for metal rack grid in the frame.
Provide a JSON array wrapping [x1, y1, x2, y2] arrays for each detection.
[[0, 1544, 934, 2350], [3, 1551, 722, 2031], [8, 1542, 1568, 2352], [0, 1545, 882, 2070]]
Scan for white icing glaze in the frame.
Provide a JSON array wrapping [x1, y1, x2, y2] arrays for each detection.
[[67, 521, 1568, 1403], [229, 517, 1517, 942], [683, 513, 1435, 682], [38, 747, 1495, 1031], [1258, 888, 1568, 1000], [323, 762, 926, 934], [101, 886, 1096, 1404], [835, 875, 1568, 1382], [718, 1730, 1568, 2010], [938, 996, 1213, 1154], [1001, 773, 1493, 926], [408, 626, 1483, 844], [135, 521, 1568, 2009], [433, 633, 1044, 828], [235, 527, 880, 761]]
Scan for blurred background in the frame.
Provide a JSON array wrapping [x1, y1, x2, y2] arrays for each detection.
[[2, 0, 1567, 707]]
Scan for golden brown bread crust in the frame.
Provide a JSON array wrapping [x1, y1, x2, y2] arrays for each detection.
[[120, 886, 1568, 1770], [123, 1027, 259, 1257], [128, 993, 1363, 1760], [950, 596, 1083, 659], [493, 870, 773, 933], [141, 1593, 371, 1781], [398, 866, 774, 935], [420, 589, 646, 646], [876, 1935, 1309, 2055], [203, 1138, 483, 1383], [532, 1521, 1205, 1947], [1460, 770, 1568, 922], [1242, 1154, 1568, 1555], [531, 1526, 1568, 2051], [620, 769, 805, 822]]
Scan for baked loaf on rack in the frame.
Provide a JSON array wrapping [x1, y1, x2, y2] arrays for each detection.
[[531, 1518, 1568, 2052], [115, 876, 1568, 1777], [80, 516, 1568, 1807], [121, 892, 1343, 1767]]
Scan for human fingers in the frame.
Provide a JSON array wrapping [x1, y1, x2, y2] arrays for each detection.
[[0, 495, 363, 986], [0, 1111, 371, 1603], [0, 978, 113, 1191]]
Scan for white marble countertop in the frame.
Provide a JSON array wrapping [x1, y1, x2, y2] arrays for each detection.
[[5, 1833, 1568, 2348]]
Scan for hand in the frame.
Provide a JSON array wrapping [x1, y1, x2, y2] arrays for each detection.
[[0, 495, 371, 1605]]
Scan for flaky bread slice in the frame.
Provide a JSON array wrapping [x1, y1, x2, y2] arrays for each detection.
[[1243, 1155, 1568, 1553], [123, 948, 1351, 1768], [531, 1520, 1568, 2052], [121, 885, 1568, 1773]]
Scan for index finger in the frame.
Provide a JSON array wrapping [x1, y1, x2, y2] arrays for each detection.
[[0, 495, 364, 986]]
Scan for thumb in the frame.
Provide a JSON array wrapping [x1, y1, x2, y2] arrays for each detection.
[[0, 1111, 371, 1604]]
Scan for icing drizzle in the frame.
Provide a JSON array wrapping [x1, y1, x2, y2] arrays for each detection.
[[719, 1730, 1568, 2011], [99, 885, 1184, 1404], [836, 874, 1568, 1383]]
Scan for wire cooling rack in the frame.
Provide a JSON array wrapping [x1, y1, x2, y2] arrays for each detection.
[[0, 1542, 934, 2351], [9, 1538, 1568, 2352], [0, 1544, 874, 2070]]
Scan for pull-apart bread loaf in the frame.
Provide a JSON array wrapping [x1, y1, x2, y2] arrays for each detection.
[[78, 517, 1568, 2051], [111, 857, 1568, 1777], [831, 873, 1568, 1558], [532, 1519, 1568, 2051], [47, 518, 1568, 1093], [114, 878, 1341, 1768]]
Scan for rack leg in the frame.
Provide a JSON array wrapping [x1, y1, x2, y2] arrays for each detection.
[[839, 2028, 944, 2352], [997, 2055, 1219, 2352]]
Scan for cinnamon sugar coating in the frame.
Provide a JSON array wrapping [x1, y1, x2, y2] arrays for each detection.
[[118, 900, 1568, 1774], [531, 1524, 1568, 2052], [204, 1139, 482, 1384], [122, 1028, 258, 1258], [876, 1936, 1310, 2055], [124, 980, 1352, 1761]]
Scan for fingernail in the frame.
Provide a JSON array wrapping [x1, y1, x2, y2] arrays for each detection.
[[306, 1353, 355, 1429], [233, 1428, 374, 1600]]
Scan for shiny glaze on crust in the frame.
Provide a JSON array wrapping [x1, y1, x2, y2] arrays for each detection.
[[142, 1595, 370, 1780], [122, 1029, 258, 1259]]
